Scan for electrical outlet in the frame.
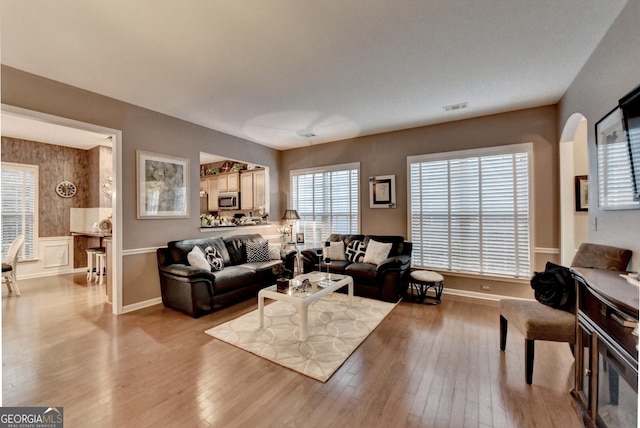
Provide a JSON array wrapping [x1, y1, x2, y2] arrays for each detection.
[[481, 284, 490, 291]]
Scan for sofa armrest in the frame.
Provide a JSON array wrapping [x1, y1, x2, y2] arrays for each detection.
[[377, 254, 411, 272], [300, 248, 322, 273], [281, 249, 297, 272], [159, 263, 215, 281]]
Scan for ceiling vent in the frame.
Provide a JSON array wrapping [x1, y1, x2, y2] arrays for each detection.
[[443, 102, 468, 112]]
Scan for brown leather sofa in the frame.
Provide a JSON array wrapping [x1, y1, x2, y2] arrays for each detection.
[[299, 234, 412, 302], [157, 234, 296, 317]]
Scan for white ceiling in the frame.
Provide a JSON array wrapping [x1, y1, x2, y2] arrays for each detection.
[[1, 113, 111, 150], [0, 0, 630, 150]]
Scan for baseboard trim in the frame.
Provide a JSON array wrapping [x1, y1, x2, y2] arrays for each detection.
[[122, 297, 163, 313], [442, 288, 532, 302]]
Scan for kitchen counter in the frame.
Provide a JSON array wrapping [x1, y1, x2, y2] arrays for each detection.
[[199, 223, 272, 233]]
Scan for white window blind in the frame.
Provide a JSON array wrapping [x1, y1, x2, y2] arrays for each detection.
[[1, 162, 38, 260], [408, 144, 532, 278], [597, 108, 639, 209], [291, 163, 359, 243]]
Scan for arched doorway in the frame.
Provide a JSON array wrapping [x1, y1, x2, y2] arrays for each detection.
[[559, 113, 589, 266]]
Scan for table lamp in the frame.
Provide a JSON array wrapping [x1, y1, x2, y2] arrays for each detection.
[[282, 209, 300, 243]]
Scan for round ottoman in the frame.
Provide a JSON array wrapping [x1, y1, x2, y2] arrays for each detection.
[[409, 270, 444, 304]]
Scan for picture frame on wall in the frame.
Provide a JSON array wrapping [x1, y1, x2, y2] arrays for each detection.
[[575, 175, 589, 211], [369, 175, 396, 208], [137, 150, 190, 219]]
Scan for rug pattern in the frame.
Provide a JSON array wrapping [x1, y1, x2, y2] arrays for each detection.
[[205, 292, 396, 382]]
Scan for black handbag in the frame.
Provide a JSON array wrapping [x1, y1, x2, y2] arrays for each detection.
[[530, 262, 575, 310]]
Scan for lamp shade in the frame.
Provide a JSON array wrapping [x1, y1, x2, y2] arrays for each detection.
[[282, 209, 300, 220]]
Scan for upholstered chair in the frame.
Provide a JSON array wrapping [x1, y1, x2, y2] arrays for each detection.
[[499, 243, 632, 384]]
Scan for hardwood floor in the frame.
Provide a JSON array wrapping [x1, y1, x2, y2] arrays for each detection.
[[2, 274, 583, 428]]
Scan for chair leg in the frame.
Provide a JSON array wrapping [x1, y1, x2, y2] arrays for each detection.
[[500, 315, 507, 351], [4, 276, 13, 293], [11, 272, 21, 296], [525, 339, 534, 384]]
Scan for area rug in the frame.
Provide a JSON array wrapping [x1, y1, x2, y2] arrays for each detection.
[[205, 293, 396, 382]]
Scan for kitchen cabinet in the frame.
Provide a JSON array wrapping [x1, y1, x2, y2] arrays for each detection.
[[199, 178, 207, 193], [240, 169, 265, 210], [218, 172, 239, 193], [207, 177, 219, 211]]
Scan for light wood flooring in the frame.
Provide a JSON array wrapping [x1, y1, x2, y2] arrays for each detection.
[[2, 274, 583, 428]]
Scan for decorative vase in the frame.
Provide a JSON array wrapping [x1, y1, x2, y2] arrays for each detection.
[[276, 278, 289, 292]]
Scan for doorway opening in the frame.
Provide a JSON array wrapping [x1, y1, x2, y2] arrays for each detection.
[[1, 104, 123, 314], [559, 113, 589, 266]]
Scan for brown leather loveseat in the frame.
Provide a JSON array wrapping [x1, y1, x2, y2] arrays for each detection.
[[299, 234, 412, 302]]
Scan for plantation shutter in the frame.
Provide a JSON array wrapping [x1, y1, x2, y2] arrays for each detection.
[[1, 162, 38, 260], [291, 163, 359, 243], [409, 144, 531, 278]]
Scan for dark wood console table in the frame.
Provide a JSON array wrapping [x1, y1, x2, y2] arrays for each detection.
[[571, 267, 638, 428]]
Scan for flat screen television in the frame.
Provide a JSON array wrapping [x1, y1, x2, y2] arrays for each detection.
[[619, 84, 640, 201]]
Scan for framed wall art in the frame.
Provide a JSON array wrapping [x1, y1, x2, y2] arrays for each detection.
[[369, 175, 396, 208], [575, 175, 589, 211], [137, 150, 190, 219]]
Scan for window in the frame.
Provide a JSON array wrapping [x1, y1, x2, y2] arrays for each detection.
[[290, 163, 359, 243], [408, 144, 532, 278], [1, 162, 38, 260], [596, 107, 640, 209]]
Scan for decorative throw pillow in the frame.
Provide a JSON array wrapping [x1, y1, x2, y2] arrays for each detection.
[[345, 240, 367, 263], [268, 243, 282, 260], [363, 239, 393, 265], [187, 246, 210, 271], [204, 246, 224, 271], [246, 241, 270, 263], [324, 241, 346, 261]]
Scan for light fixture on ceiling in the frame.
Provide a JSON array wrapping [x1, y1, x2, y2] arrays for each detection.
[[443, 102, 468, 112]]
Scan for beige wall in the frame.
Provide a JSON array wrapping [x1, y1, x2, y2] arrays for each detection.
[[281, 105, 560, 298], [1, 66, 282, 250], [1, 66, 283, 306], [559, 0, 640, 272]]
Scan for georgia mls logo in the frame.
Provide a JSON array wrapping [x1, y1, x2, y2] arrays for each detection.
[[0, 406, 64, 428]]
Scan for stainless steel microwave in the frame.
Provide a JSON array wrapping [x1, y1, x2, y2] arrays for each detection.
[[218, 192, 239, 210]]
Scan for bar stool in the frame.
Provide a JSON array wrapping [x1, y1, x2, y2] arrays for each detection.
[[94, 251, 106, 286], [86, 247, 106, 284], [409, 270, 444, 304]]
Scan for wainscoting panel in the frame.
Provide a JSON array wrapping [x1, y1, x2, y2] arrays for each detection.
[[43, 243, 69, 268], [18, 236, 74, 279]]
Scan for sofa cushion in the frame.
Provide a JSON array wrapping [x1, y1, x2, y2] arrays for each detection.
[[345, 240, 366, 263], [169, 237, 230, 266], [345, 262, 378, 283], [187, 246, 210, 271], [211, 266, 256, 294], [268, 244, 283, 260], [223, 234, 266, 266], [244, 260, 282, 283], [363, 240, 392, 265], [325, 241, 346, 261], [204, 246, 224, 271], [246, 241, 270, 263], [363, 235, 405, 257]]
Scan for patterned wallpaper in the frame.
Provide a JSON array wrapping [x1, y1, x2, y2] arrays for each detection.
[[1, 137, 112, 267]]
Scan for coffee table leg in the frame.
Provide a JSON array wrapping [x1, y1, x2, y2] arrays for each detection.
[[258, 293, 265, 328], [348, 279, 354, 305]]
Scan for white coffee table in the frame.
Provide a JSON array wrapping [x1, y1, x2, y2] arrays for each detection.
[[258, 272, 354, 341]]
